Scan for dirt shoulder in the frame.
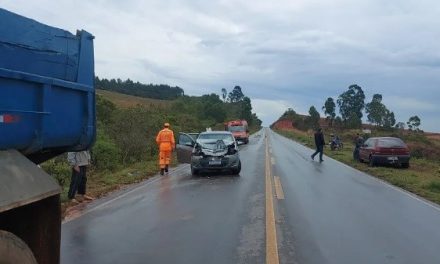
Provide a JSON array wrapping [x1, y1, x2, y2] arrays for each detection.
[[60, 158, 178, 219]]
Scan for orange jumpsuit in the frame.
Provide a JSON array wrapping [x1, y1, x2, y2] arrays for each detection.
[[155, 128, 175, 169]]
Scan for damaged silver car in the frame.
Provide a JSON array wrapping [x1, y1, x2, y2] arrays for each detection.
[[177, 131, 241, 175]]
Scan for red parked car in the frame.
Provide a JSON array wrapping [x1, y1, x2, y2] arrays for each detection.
[[359, 137, 410, 168]]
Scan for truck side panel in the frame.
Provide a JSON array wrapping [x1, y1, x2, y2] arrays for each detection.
[[0, 8, 80, 82], [0, 8, 95, 161]]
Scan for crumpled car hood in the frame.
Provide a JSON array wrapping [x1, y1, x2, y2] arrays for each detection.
[[197, 139, 233, 156]]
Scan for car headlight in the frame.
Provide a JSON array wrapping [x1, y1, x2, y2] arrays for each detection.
[[192, 145, 204, 156], [227, 145, 237, 155]]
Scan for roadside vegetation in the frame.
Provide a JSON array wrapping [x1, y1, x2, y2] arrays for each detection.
[[272, 84, 440, 205], [42, 81, 262, 209]]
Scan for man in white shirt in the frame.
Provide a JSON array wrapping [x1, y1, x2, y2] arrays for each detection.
[[67, 150, 93, 202]]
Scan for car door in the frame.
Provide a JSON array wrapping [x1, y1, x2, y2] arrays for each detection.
[[176, 132, 195, 164], [188, 133, 200, 141]]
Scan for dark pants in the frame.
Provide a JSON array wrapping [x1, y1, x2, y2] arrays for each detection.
[[312, 145, 324, 161], [353, 147, 360, 160], [68, 166, 87, 199]]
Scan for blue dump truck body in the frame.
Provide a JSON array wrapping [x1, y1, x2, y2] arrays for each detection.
[[0, 8, 95, 263], [0, 8, 95, 163]]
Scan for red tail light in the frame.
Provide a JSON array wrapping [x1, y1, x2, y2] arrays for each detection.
[[0, 114, 19, 123]]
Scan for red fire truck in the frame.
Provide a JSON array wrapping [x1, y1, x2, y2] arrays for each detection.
[[225, 120, 249, 144]]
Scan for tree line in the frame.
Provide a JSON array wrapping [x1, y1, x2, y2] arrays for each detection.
[[94, 76, 261, 129], [280, 84, 422, 132], [95, 77, 185, 100]]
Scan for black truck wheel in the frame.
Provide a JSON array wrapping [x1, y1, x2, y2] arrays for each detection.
[[0, 230, 37, 264]]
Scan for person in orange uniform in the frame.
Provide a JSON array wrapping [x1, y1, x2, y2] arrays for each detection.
[[156, 123, 175, 175]]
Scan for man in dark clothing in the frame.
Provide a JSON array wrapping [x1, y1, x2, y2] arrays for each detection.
[[311, 128, 325, 162], [353, 133, 364, 161]]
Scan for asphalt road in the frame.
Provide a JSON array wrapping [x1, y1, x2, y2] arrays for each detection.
[[61, 129, 440, 264]]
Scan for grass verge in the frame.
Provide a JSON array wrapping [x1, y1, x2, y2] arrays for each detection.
[[275, 129, 440, 205], [51, 155, 178, 216]]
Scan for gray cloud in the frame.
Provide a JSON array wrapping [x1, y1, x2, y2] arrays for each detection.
[[3, 0, 439, 131]]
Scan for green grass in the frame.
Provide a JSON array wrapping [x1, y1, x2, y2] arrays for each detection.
[[275, 129, 440, 205], [96, 89, 171, 109], [426, 181, 440, 193]]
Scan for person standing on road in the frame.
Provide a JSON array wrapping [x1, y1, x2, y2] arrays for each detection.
[[156, 122, 175, 175], [311, 128, 325, 162], [353, 133, 364, 161], [67, 150, 93, 203]]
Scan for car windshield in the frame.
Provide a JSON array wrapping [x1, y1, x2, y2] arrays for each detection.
[[228, 126, 245, 132], [197, 133, 234, 148], [378, 138, 406, 148], [198, 133, 233, 142]]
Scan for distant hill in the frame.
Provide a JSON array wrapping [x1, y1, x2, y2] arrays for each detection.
[[96, 89, 170, 109], [95, 77, 184, 100]]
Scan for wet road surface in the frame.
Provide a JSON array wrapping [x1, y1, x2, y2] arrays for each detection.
[[61, 129, 440, 264]]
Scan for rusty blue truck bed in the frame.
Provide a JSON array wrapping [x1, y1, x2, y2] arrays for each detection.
[[0, 8, 95, 163]]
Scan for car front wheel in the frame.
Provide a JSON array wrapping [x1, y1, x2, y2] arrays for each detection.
[[231, 161, 241, 175], [401, 162, 410, 169], [191, 165, 199, 176]]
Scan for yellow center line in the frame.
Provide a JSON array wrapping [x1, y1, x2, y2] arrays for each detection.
[[265, 135, 280, 264], [274, 176, 285, 200]]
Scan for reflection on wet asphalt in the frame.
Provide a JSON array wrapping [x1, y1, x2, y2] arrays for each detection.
[[61, 132, 267, 264], [269, 130, 440, 264], [61, 129, 440, 264]]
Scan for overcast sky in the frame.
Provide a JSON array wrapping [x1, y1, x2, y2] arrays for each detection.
[[3, 0, 439, 131]]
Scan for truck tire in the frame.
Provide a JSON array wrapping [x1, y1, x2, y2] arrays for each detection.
[[0, 230, 37, 264]]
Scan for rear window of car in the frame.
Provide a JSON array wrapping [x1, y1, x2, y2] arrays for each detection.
[[377, 138, 406, 148], [228, 126, 245, 132], [198, 133, 233, 141]]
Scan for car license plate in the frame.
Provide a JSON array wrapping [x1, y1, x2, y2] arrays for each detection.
[[209, 159, 222, 165], [388, 157, 398, 161]]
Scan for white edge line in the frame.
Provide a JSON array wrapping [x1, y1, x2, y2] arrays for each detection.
[[337, 160, 440, 213]]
